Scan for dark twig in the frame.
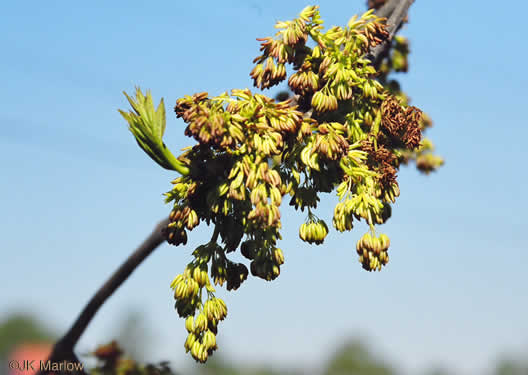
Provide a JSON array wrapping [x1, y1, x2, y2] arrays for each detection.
[[38, 217, 170, 374], [367, 0, 415, 65], [376, 0, 399, 19]]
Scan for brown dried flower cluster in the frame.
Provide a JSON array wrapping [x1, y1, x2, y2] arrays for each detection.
[[360, 139, 398, 188], [381, 96, 422, 150]]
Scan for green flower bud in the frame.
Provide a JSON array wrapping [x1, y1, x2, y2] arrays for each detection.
[[272, 248, 285, 265], [185, 316, 194, 333], [203, 330, 217, 350], [191, 341, 205, 363], [184, 332, 197, 352], [194, 313, 208, 333], [215, 298, 228, 321]]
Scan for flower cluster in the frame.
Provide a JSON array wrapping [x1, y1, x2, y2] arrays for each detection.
[[182, 297, 227, 363], [356, 232, 390, 271], [119, 4, 443, 363], [243, 241, 284, 281], [299, 217, 329, 244], [168, 245, 230, 363], [381, 96, 422, 150]]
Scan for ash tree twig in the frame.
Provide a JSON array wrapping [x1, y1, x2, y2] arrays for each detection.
[[376, 0, 399, 19], [367, 0, 415, 66], [38, 217, 169, 375]]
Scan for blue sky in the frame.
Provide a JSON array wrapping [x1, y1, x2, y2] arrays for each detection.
[[1, 1, 527, 374]]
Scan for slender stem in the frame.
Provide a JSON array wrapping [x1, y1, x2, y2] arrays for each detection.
[[375, 0, 399, 19], [385, 0, 414, 36], [368, 0, 415, 65], [39, 217, 169, 374], [210, 224, 220, 244], [165, 150, 190, 176], [66, 217, 169, 346]]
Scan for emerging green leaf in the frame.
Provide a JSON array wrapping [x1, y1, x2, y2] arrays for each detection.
[[119, 88, 189, 175]]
